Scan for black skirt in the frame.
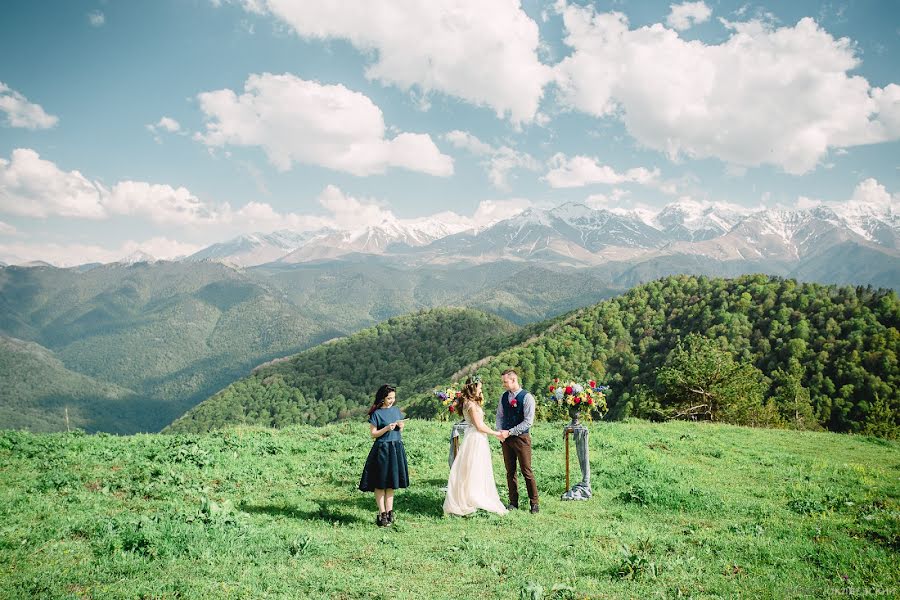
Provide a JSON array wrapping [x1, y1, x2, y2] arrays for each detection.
[[359, 440, 409, 491]]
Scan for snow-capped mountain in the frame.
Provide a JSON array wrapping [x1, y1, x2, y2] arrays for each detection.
[[106, 195, 899, 274], [186, 230, 332, 267], [117, 250, 157, 265], [278, 217, 471, 264], [407, 203, 666, 266], [671, 206, 874, 262], [653, 198, 750, 242], [830, 197, 898, 249]]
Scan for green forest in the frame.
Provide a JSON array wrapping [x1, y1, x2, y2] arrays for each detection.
[[165, 308, 542, 432], [0, 260, 614, 433], [173, 275, 899, 439]]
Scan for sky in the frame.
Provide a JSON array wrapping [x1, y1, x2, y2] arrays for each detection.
[[0, 0, 898, 265]]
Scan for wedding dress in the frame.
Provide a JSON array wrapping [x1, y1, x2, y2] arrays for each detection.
[[443, 402, 509, 516]]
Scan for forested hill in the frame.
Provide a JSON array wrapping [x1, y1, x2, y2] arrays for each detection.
[[0, 335, 139, 433], [169, 275, 899, 438], [431, 274, 898, 438], [165, 308, 535, 433]]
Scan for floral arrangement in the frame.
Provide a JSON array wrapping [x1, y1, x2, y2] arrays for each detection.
[[433, 386, 462, 421], [545, 378, 610, 422]]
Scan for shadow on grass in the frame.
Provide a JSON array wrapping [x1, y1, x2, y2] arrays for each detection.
[[239, 488, 446, 523], [239, 502, 365, 525]]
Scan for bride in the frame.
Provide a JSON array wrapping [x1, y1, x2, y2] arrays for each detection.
[[443, 377, 509, 516]]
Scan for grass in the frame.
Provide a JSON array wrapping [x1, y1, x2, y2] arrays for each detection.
[[1, 419, 898, 599]]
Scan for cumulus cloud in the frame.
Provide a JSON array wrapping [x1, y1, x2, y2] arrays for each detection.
[[554, 3, 900, 174], [666, 1, 712, 31], [146, 116, 184, 143], [0, 149, 105, 218], [195, 73, 453, 176], [221, 0, 552, 123], [147, 116, 181, 133], [543, 153, 660, 188], [794, 178, 896, 219], [443, 130, 540, 190], [0, 82, 59, 129]]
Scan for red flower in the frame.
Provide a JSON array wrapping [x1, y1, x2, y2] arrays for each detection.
[[589, 380, 596, 388], [565, 386, 573, 395], [510, 400, 518, 407], [549, 385, 555, 392], [455, 391, 462, 398], [574, 397, 581, 404], [448, 405, 455, 412], [554, 378, 559, 383], [587, 398, 593, 405]]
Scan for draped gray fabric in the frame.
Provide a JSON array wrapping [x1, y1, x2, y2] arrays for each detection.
[[448, 421, 470, 468], [561, 424, 592, 500]]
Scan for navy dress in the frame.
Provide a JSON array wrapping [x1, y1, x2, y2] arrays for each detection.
[[359, 406, 410, 491]]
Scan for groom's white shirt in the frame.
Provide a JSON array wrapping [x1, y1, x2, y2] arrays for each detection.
[[496, 387, 535, 436]]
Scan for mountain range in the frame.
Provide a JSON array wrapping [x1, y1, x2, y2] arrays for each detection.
[[148, 199, 899, 284]]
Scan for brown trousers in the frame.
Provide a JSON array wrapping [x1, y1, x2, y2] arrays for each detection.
[[501, 433, 539, 507]]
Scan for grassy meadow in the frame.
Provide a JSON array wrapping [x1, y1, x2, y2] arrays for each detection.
[[1, 419, 898, 599]]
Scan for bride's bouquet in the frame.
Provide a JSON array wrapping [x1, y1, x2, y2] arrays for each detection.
[[544, 378, 609, 423], [433, 386, 462, 422]]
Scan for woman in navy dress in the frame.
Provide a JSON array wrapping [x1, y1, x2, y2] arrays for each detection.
[[359, 384, 409, 526]]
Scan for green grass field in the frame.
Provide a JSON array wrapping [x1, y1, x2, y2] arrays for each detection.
[[1, 420, 898, 599]]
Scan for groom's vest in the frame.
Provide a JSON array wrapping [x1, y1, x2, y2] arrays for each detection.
[[501, 389, 529, 433]]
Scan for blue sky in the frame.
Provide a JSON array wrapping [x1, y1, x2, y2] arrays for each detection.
[[0, 0, 897, 265]]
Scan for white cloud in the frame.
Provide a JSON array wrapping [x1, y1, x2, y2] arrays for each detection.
[[146, 116, 183, 143], [226, 0, 552, 123], [584, 189, 632, 209], [666, 1, 711, 31], [554, 3, 900, 174], [0, 149, 105, 218], [0, 220, 18, 236], [0, 82, 59, 129], [195, 73, 453, 177], [148, 116, 181, 133], [444, 130, 540, 191], [544, 153, 660, 188], [793, 178, 896, 216], [87, 10, 105, 27], [316, 185, 394, 228], [847, 177, 895, 212], [444, 130, 494, 156], [470, 198, 532, 224]]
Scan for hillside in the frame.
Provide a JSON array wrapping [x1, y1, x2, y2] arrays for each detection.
[[0, 420, 897, 598], [165, 308, 533, 433], [445, 274, 899, 438], [0, 335, 139, 433], [0, 261, 341, 432], [178, 274, 899, 438], [0, 260, 616, 433]]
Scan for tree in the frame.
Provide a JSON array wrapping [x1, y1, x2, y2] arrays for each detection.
[[655, 334, 770, 425], [771, 361, 819, 430]]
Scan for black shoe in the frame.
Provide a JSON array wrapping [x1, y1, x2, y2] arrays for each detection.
[[377, 512, 387, 527], [530, 504, 540, 514], [387, 510, 395, 524], [505, 503, 519, 511]]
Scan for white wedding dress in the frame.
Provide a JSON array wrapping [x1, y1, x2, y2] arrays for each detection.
[[443, 403, 509, 516]]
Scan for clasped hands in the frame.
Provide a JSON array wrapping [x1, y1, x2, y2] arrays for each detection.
[[496, 430, 510, 440]]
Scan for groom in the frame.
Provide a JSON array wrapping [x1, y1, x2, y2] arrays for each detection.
[[497, 369, 539, 513]]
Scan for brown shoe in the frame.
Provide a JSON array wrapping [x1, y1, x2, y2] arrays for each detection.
[[376, 512, 388, 527]]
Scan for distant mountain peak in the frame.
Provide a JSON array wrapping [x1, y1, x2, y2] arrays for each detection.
[[117, 250, 157, 265]]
